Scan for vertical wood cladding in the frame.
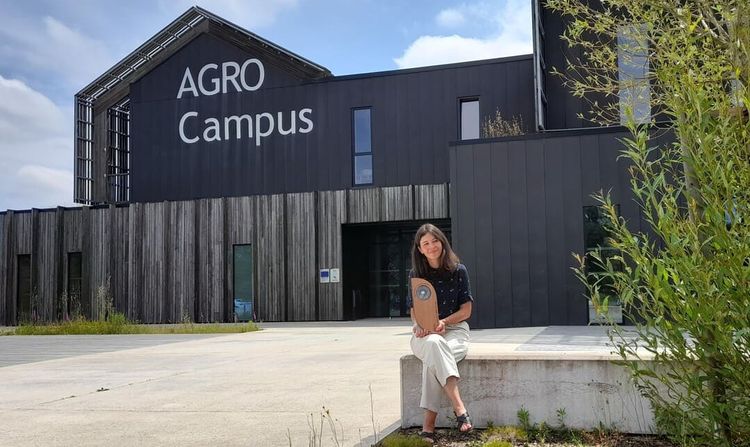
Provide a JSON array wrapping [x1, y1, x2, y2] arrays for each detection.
[[167, 200, 196, 322], [127, 203, 143, 320], [256, 194, 285, 321], [88, 208, 110, 320], [197, 199, 225, 322], [414, 184, 449, 220], [36, 212, 58, 321], [450, 130, 642, 328], [141, 202, 166, 323], [381, 186, 412, 222], [317, 190, 346, 320], [111, 206, 130, 316], [0, 184, 449, 325], [348, 188, 382, 223], [286, 193, 315, 321]]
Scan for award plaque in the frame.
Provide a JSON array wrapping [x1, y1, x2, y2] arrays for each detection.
[[411, 277, 439, 332]]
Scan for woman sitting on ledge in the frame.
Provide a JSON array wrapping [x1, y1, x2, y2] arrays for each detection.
[[408, 223, 474, 444]]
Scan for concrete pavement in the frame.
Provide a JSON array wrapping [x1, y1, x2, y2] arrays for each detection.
[[0, 321, 617, 447]]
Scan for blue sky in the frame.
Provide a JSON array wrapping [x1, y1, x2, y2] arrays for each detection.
[[0, 0, 532, 210]]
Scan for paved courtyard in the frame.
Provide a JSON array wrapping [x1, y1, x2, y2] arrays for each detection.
[[0, 321, 616, 446], [0, 320, 414, 447]]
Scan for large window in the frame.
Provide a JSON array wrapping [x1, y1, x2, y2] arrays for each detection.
[[460, 98, 480, 140], [352, 108, 373, 185], [617, 24, 650, 124]]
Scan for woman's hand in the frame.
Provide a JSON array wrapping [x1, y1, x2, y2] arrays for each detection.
[[413, 324, 430, 338], [434, 319, 446, 334]]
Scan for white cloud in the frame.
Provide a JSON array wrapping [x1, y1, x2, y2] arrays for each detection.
[[163, 0, 299, 29], [0, 76, 73, 210], [436, 9, 466, 28], [0, 16, 112, 91], [395, 0, 532, 69], [14, 166, 73, 208]]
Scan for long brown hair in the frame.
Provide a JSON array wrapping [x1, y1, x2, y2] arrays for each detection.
[[411, 223, 459, 277]]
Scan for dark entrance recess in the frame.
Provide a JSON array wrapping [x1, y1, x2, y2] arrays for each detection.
[[342, 219, 451, 320]]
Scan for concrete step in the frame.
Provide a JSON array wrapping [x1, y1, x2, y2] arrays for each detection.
[[400, 352, 658, 434]]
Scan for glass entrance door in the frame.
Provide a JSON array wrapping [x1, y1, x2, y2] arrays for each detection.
[[342, 219, 451, 320], [368, 231, 405, 317], [368, 227, 438, 318]]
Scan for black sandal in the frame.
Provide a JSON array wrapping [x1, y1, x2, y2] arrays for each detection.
[[418, 431, 436, 444], [455, 412, 473, 432]]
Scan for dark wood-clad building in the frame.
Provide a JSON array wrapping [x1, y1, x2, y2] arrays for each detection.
[[0, 3, 650, 328]]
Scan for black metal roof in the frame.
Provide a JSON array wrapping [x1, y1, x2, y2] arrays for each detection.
[[75, 6, 331, 101]]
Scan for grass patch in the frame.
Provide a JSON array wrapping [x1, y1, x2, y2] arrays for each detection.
[[482, 426, 528, 444], [389, 427, 677, 447], [8, 312, 260, 335], [379, 433, 433, 447]]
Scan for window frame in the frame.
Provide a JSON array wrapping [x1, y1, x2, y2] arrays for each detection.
[[582, 205, 622, 302], [232, 244, 254, 322], [351, 106, 373, 186], [458, 97, 480, 140], [617, 24, 651, 125]]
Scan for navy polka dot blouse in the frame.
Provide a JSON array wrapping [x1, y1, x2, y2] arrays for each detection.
[[408, 263, 473, 320]]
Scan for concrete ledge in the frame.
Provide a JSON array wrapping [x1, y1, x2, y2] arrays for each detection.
[[400, 353, 657, 434]]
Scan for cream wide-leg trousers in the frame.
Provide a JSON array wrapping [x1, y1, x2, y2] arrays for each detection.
[[409, 321, 470, 413]]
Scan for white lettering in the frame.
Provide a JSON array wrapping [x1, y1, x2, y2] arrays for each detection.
[[224, 115, 253, 139], [178, 59, 265, 97], [203, 118, 222, 142], [298, 108, 314, 133], [277, 111, 296, 135], [222, 62, 241, 94], [179, 111, 199, 143], [198, 63, 221, 96], [177, 68, 198, 99], [241, 59, 265, 91], [255, 112, 274, 146]]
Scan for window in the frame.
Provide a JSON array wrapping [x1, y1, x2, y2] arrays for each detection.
[[67, 252, 82, 317], [583, 205, 621, 299], [460, 99, 479, 140], [17, 254, 31, 322], [617, 24, 650, 124], [532, 0, 547, 130], [353, 108, 373, 185], [233, 245, 254, 322]]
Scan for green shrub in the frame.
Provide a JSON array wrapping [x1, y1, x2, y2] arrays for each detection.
[[547, 0, 750, 444]]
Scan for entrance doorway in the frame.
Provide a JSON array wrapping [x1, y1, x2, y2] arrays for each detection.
[[342, 219, 450, 320]]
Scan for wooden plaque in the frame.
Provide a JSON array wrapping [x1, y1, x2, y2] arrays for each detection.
[[411, 277, 439, 332]]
